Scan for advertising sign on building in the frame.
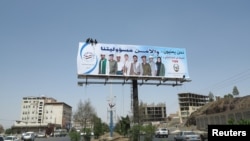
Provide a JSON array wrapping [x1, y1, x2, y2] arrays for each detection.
[[77, 42, 189, 79]]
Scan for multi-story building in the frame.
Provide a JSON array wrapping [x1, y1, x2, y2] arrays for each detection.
[[178, 93, 209, 123], [140, 102, 167, 123], [12, 96, 72, 132]]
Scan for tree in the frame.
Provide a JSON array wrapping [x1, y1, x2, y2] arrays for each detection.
[[224, 93, 233, 99], [140, 124, 156, 141], [0, 124, 4, 133], [115, 115, 130, 136], [93, 115, 105, 139], [208, 92, 214, 102], [232, 86, 239, 97], [5, 128, 12, 134], [69, 128, 81, 141], [73, 99, 96, 135]]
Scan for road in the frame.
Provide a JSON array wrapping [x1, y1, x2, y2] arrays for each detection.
[[34, 134, 207, 141], [34, 134, 175, 141], [35, 136, 71, 141]]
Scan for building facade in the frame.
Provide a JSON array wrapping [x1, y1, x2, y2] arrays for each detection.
[[140, 102, 167, 123], [12, 96, 72, 132], [178, 93, 208, 123]]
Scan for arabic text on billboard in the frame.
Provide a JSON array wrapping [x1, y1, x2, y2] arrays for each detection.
[[77, 42, 189, 78]]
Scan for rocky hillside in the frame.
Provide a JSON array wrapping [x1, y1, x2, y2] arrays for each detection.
[[186, 95, 250, 126]]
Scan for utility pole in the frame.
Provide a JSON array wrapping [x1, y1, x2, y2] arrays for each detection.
[[108, 81, 116, 138]]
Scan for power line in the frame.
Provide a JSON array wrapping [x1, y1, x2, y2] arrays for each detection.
[[196, 68, 250, 94]]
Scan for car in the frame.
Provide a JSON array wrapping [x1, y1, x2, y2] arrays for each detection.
[[36, 132, 46, 138], [4, 136, 19, 141], [22, 132, 35, 141], [174, 131, 201, 141], [155, 128, 169, 138], [21, 133, 26, 140], [53, 129, 67, 137], [0, 136, 4, 141]]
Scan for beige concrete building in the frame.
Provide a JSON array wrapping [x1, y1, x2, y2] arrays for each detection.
[[140, 102, 167, 123], [12, 96, 72, 132], [178, 93, 208, 123]]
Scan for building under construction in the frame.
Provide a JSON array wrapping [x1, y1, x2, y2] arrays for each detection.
[[139, 102, 167, 123], [178, 93, 208, 123]]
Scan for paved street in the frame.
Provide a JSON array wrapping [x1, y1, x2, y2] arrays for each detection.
[[35, 136, 71, 141], [34, 135, 173, 141], [27, 133, 208, 141]]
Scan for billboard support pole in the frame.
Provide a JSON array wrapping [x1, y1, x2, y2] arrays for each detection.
[[132, 79, 140, 141], [132, 79, 139, 124]]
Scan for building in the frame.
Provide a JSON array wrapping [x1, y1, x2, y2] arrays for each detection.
[[140, 102, 167, 124], [178, 93, 209, 123], [12, 96, 72, 133]]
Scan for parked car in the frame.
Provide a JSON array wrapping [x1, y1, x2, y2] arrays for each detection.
[[0, 136, 4, 141], [53, 129, 67, 137], [22, 132, 35, 141], [174, 131, 201, 141], [21, 133, 26, 140], [36, 132, 46, 138], [4, 136, 19, 141], [155, 128, 169, 138]]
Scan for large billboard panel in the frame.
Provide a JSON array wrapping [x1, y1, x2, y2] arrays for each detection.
[[77, 42, 189, 79]]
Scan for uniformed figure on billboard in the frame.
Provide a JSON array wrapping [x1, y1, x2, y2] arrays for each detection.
[[123, 54, 131, 76], [116, 54, 123, 75], [148, 56, 157, 76], [156, 57, 165, 76], [140, 55, 151, 76], [108, 54, 117, 75], [98, 53, 109, 74], [129, 55, 140, 75]]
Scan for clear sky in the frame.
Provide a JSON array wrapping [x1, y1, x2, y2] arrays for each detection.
[[1, 0, 250, 129]]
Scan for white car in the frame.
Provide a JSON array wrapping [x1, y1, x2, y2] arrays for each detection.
[[4, 136, 19, 141], [36, 132, 46, 138], [22, 132, 35, 141], [174, 131, 201, 141], [155, 128, 169, 138]]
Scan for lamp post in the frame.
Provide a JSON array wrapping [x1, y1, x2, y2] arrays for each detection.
[[107, 96, 116, 138]]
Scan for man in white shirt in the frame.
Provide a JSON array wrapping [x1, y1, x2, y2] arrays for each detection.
[[116, 54, 123, 75], [129, 55, 140, 75], [123, 54, 131, 76]]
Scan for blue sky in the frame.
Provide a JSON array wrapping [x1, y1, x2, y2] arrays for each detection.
[[1, 0, 250, 129]]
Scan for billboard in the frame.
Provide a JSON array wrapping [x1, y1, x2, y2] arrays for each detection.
[[77, 42, 189, 79]]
